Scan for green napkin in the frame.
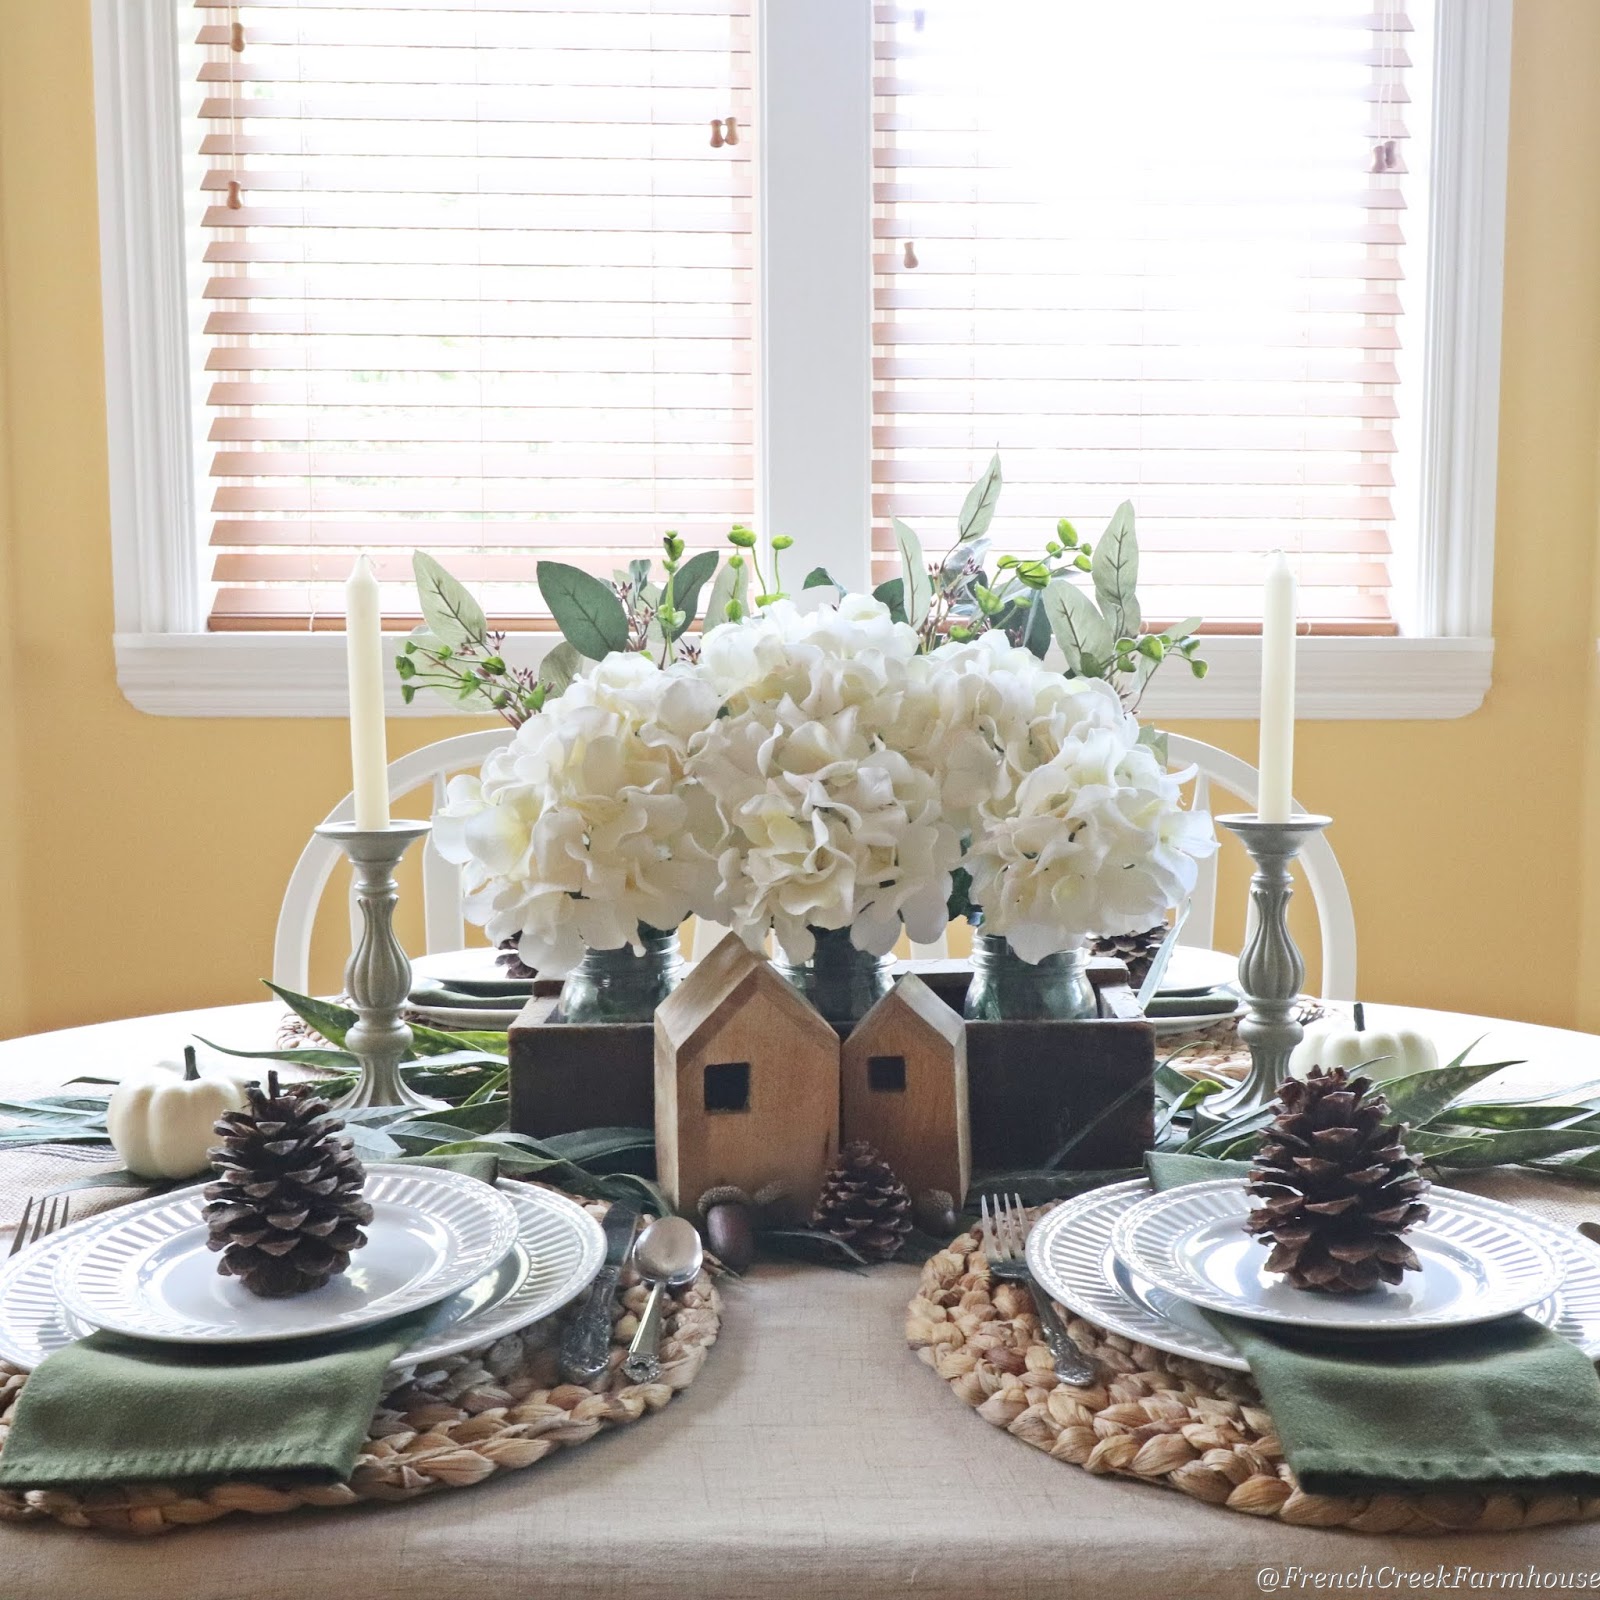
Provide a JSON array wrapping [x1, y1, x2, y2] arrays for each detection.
[[0, 1151, 500, 1489], [1145, 1153, 1600, 1495]]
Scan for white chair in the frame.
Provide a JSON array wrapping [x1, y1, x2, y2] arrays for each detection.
[[278, 730, 1357, 1001], [274, 729, 508, 993]]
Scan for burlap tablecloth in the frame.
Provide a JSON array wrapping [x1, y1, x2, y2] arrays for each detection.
[[4, 998, 1600, 1596], [0, 1170, 1596, 1599]]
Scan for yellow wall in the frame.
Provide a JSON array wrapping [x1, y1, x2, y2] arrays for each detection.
[[1, 0, 1599, 1040]]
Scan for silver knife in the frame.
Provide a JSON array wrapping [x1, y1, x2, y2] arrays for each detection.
[[560, 1204, 639, 1385]]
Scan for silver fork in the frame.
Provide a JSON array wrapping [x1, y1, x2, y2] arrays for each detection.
[[8, 1195, 71, 1258], [981, 1193, 1097, 1387]]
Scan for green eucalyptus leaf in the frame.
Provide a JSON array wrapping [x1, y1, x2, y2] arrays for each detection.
[[1164, 615, 1204, 642], [759, 1229, 870, 1270], [703, 554, 749, 632], [1155, 1077, 1223, 1143], [413, 552, 489, 650], [1043, 579, 1113, 671], [894, 518, 933, 627], [1434, 1102, 1599, 1131], [1429, 1128, 1600, 1170], [1136, 726, 1169, 765], [1380, 1049, 1524, 1127], [195, 1038, 359, 1074], [261, 984, 356, 1048], [539, 640, 584, 697], [670, 549, 719, 634], [1021, 589, 1051, 659], [802, 566, 838, 591], [1090, 501, 1139, 639], [873, 577, 908, 625], [543, 1126, 655, 1165], [535, 561, 630, 659], [957, 454, 1003, 543]]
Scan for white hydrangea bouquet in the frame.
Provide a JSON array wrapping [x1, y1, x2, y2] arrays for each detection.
[[406, 456, 1215, 994]]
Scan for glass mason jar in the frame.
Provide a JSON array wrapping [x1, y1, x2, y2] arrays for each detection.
[[555, 926, 685, 1024], [963, 932, 1097, 1022], [772, 925, 896, 1025]]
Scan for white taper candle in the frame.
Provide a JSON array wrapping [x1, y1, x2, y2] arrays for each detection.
[[345, 556, 391, 830], [1257, 551, 1297, 824]]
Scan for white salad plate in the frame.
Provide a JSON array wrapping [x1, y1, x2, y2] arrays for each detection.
[[0, 1179, 604, 1374], [1109, 1178, 1568, 1335], [52, 1163, 522, 1345], [1028, 1180, 1600, 1372]]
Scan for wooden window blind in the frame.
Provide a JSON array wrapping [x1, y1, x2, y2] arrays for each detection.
[[871, 1, 1418, 633], [194, 0, 755, 630]]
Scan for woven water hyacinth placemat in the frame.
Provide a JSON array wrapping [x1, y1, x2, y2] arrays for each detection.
[[906, 1222, 1600, 1535], [0, 1200, 720, 1537]]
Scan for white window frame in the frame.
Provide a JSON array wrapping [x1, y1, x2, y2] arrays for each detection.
[[94, 0, 1509, 719]]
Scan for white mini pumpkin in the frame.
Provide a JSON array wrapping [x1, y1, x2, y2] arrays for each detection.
[[1288, 1002, 1438, 1085], [107, 1046, 250, 1179]]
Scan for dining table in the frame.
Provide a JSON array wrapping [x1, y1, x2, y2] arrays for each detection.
[[2, 996, 1600, 1599]]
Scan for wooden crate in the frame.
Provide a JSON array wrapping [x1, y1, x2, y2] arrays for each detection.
[[507, 994, 655, 1136], [508, 954, 1155, 1174]]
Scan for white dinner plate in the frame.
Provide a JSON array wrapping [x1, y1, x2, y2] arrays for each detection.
[[1110, 1179, 1567, 1334], [1027, 1180, 1600, 1372], [1157, 946, 1240, 997], [1, 1179, 603, 1374], [412, 947, 535, 997], [53, 1163, 521, 1345]]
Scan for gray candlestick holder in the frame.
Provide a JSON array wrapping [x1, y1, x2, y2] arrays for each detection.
[[1209, 812, 1333, 1119], [314, 819, 445, 1112]]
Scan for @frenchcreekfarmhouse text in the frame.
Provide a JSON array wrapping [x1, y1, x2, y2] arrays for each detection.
[[1256, 1567, 1600, 1593]]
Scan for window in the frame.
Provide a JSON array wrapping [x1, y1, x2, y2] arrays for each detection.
[[95, 0, 1510, 715], [192, 0, 754, 631], [871, 2, 1419, 635]]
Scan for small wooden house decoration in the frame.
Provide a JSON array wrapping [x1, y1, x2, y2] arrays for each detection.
[[654, 933, 840, 1221], [840, 975, 968, 1204]]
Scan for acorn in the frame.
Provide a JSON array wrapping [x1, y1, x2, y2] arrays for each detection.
[[704, 1201, 756, 1273], [695, 1185, 757, 1273], [915, 1187, 961, 1240]]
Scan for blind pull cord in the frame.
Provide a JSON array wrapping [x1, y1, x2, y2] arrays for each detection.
[[710, 117, 739, 148], [903, 241, 918, 269]]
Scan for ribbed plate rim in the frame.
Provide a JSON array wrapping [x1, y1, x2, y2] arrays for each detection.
[[0, 1179, 603, 1374]]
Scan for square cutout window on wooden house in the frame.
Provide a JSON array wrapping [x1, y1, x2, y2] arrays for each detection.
[[868, 1055, 907, 1093], [703, 1060, 751, 1113]]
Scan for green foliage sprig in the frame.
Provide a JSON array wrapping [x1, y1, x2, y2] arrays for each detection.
[[397, 453, 1207, 723], [882, 456, 1209, 712]]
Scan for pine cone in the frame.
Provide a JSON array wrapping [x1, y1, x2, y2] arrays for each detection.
[[203, 1073, 374, 1298], [1088, 924, 1169, 988], [1245, 1066, 1429, 1294], [811, 1141, 913, 1262], [496, 936, 537, 982]]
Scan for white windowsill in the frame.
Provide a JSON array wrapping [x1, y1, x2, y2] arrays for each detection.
[[113, 632, 1495, 721]]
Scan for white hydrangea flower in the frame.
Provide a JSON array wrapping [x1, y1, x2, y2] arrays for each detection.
[[955, 667, 1218, 962], [689, 598, 962, 963], [432, 653, 722, 975]]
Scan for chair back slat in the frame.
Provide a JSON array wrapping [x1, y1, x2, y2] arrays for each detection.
[[1184, 769, 1217, 950], [422, 771, 466, 956]]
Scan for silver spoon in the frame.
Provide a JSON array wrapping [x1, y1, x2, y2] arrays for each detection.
[[622, 1216, 703, 1383]]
